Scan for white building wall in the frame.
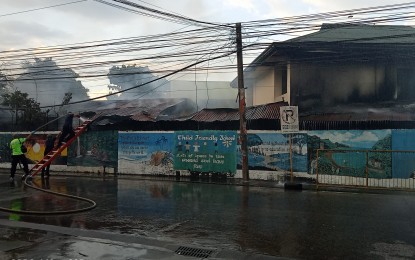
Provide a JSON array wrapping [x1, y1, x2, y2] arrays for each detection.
[[251, 67, 275, 106], [246, 65, 291, 106]]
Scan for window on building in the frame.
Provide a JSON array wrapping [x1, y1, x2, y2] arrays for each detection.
[[397, 68, 415, 100], [281, 65, 287, 95]]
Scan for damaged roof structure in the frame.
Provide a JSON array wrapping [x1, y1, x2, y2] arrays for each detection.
[[79, 99, 288, 131], [76, 98, 196, 130]]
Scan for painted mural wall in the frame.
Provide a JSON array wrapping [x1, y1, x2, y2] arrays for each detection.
[[308, 130, 392, 178], [173, 130, 237, 175], [391, 130, 415, 179], [68, 130, 118, 168], [0, 132, 66, 166], [0, 133, 15, 164], [118, 131, 174, 175], [1, 129, 415, 183], [237, 131, 308, 175]]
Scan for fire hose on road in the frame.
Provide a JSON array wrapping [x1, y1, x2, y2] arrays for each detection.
[[0, 114, 97, 215]]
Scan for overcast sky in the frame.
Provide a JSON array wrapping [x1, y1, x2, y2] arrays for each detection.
[[0, 0, 409, 50], [0, 0, 411, 99]]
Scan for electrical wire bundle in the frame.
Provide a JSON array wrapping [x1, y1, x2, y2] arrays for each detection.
[[0, 1, 414, 110]]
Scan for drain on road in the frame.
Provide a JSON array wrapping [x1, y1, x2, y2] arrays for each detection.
[[175, 246, 214, 258]]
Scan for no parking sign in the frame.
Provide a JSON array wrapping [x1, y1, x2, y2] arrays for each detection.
[[280, 106, 299, 133]]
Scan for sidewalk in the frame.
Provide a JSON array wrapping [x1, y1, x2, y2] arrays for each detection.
[[0, 219, 285, 260], [2, 167, 413, 194]]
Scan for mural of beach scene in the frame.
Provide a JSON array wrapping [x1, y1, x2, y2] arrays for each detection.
[[237, 131, 308, 173], [308, 130, 392, 178], [118, 132, 174, 175]]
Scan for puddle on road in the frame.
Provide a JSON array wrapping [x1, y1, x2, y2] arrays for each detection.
[[49, 238, 151, 260], [0, 176, 288, 257], [2, 176, 414, 259]]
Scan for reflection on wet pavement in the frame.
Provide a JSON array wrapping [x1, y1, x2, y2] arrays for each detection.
[[50, 237, 152, 260], [1, 175, 415, 259]]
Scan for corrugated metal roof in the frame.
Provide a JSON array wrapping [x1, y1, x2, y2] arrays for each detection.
[[190, 108, 238, 122], [290, 24, 415, 44], [102, 99, 187, 121], [190, 101, 288, 122], [79, 98, 194, 124], [246, 102, 285, 120]]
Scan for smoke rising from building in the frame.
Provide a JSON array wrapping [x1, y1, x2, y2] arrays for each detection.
[[13, 58, 89, 109]]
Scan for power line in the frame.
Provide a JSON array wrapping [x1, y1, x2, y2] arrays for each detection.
[[0, 0, 87, 18], [95, 0, 231, 28], [38, 50, 237, 108], [1, 2, 415, 112]]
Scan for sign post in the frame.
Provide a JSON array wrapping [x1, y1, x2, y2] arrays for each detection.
[[280, 106, 299, 133], [280, 106, 299, 181]]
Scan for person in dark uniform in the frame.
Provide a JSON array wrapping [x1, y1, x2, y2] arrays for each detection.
[[58, 112, 80, 147], [41, 134, 56, 179]]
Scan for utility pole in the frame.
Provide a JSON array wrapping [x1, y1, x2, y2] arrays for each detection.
[[236, 23, 249, 182]]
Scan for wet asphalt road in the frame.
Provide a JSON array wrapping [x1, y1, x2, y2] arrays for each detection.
[[0, 174, 415, 259]]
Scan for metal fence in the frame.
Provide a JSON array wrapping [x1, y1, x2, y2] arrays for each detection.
[[316, 149, 415, 190]]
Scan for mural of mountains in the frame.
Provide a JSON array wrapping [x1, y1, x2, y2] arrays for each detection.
[[247, 134, 263, 146], [371, 134, 392, 150], [308, 135, 349, 152]]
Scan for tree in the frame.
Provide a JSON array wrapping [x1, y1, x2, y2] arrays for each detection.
[[2, 90, 43, 127], [0, 72, 7, 92], [291, 134, 307, 155], [0, 71, 12, 104]]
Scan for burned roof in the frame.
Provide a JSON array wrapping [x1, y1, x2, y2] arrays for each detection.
[[78, 99, 415, 131], [76, 98, 196, 125], [190, 101, 288, 122]]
